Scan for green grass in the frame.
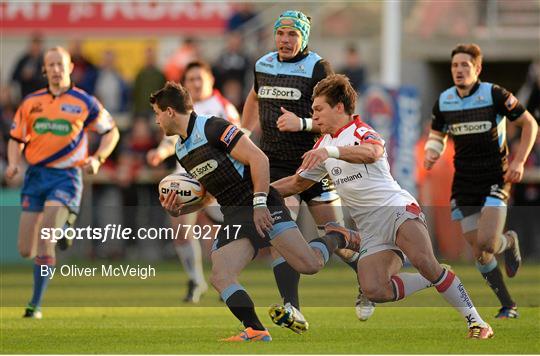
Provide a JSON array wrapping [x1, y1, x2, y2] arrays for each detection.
[[1, 262, 539, 354]]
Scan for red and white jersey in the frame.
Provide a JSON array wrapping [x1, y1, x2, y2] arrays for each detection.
[[195, 90, 240, 126], [300, 116, 417, 223]]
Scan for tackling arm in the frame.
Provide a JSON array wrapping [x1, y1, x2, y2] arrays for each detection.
[[272, 174, 317, 197]]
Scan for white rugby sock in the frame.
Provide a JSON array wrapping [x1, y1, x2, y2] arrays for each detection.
[[391, 273, 432, 300], [434, 268, 486, 327], [175, 240, 206, 286]]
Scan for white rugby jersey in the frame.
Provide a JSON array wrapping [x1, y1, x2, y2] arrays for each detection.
[[195, 90, 240, 126], [300, 116, 417, 219]]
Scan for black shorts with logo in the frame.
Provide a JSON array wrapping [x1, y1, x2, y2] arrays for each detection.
[[211, 187, 297, 256], [270, 162, 338, 203], [451, 176, 510, 220]]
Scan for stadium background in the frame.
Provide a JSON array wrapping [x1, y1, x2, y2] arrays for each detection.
[[2, 0, 538, 262], [1, 2, 539, 353]]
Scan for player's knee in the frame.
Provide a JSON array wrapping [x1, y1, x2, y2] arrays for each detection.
[[295, 254, 323, 275], [477, 238, 496, 254], [209, 271, 234, 291], [304, 259, 323, 275]]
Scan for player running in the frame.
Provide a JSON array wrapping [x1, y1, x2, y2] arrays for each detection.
[[424, 43, 538, 319], [151, 81, 360, 342], [272, 74, 494, 339], [242, 10, 372, 329], [5, 46, 119, 319], [147, 60, 241, 303]]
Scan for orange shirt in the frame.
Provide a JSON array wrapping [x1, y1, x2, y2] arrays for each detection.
[[10, 86, 115, 168]]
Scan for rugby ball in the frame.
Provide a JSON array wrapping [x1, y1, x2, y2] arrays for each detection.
[[158, 173, 206, 206]]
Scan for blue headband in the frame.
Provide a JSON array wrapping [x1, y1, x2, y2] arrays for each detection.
[[273, 10, 311, 51]]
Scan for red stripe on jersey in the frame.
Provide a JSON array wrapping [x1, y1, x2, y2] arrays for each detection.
[[313, 136, 325, 149], [361, 138, 384, 147], [435, 270, 455, 293], [332, 119, 356, 138], [406, 203, 422, 216]]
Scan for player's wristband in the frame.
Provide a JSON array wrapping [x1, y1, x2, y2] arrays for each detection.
[[424, 134, 447, 155], [253, 192, 268, 197], [324, 146, 340, 159], [298, 118, 313, 131], [253, 195, 267, 208]]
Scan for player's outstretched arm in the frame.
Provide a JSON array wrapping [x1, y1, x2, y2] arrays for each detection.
[[300, 143, 384, 172], [83, 126, 120, 174], [505, 111, 538, 183], [423, 129, 447, 170], [5, 139, 25, 180], [272, 174, 316, 198], [147, 136, 177, 167]]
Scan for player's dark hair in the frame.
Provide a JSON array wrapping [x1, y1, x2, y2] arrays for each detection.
[[451, 43, 483, 67], [149, 81, 193, 114], [312, 74, 356, 115], [181, 60, 213, 84]]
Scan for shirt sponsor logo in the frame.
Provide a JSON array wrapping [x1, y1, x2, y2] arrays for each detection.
[[220, 125, 240, 146], [189, 159, 218, 180], [448, 121, 492, 135], [61, 104, 82, 114], [505, 94, 518, 111], [291, 64, 306, 74], [33, 118, 72, 136], [442, 100, 460, 105], [258, 86, 302, 100], [334, 172, 363, 185], [259, 62, 274, 68]]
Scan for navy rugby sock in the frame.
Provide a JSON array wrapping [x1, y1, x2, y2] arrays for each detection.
[[477, 259, 515, 307], [272, 258, 300, 310], [221, 284, 265, 331]]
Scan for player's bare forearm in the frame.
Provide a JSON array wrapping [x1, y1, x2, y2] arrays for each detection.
[[272, 174, 315, 197], [337, 144, 384, 164], [423, 129, 447, 169], [157, 136, 177, 158], [7, 139, 24, 166], [248, 152, 270, 195], [512, 111, 538, 164], [94, 126, 120, 162], [241, 88, 260, 133]]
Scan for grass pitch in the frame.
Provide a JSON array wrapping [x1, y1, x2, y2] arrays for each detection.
[[1, 262, 539, 354]]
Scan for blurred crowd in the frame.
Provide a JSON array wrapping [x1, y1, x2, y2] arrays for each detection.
[[1, 24, 538, 261]]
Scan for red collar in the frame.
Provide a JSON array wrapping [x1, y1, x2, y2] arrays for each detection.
[[332, 115, 363, 138]]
